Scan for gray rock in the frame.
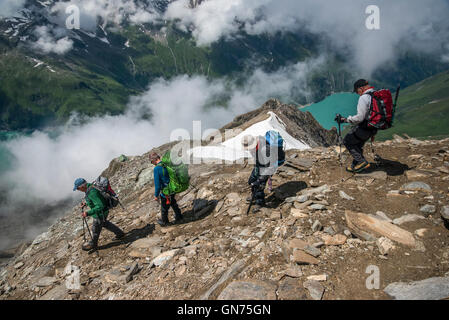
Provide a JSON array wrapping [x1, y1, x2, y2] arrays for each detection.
[[441, 206, 449, 220], [151, 249, 180, 267], [301, 185, 331, 197], [420, 205, 436, 216], [339, 190, 355, 201], [35, 277, 58, 288], [201, 259, 246, 300], [310, 204, 326, 211], [311, 220, 323, 232], [374, 211, 393, 223], [324, 226, 336, 235], [217, 280, 277, 300], [135, 167, 154, 188], [277, 277, 308, 300], [393, 214, 426, 225], [38, 284, 68, 300], [125, 263, 140, 283], [400, 182, 432, 193], [303, 280, 325, 300], [384, 277, 449, 300], [376, 237, 395, 255], [304, 245, 321, 258], [285, 195, 309, 203]]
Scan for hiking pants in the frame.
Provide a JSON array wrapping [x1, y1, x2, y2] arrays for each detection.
[[91, 217, 124, 245], [160, 195, 182, 223], [248, 167, 270, 206], [343, 125, 377, 165]]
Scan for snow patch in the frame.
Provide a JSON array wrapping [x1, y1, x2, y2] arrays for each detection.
[[189, 111, 310, 162]]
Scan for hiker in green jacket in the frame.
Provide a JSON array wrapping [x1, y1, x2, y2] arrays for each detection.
[[73, 178, 125, 251]]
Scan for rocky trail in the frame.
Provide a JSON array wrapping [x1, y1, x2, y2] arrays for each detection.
[[1, 102, 449, 300]]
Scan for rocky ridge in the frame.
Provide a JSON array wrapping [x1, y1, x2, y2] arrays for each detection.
[[1, 105, 449, 300]]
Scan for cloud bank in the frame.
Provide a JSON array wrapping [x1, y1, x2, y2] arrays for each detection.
[[6, 0, 447, 73], [0, 0, 26, 18], [165, 0, 449, 74], [31, 26, 73, 55], [0, 57, 321, 249]]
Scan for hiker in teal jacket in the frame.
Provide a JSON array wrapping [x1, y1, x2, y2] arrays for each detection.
[[150, 153, 183, 227], [74, 178, 125, 251]]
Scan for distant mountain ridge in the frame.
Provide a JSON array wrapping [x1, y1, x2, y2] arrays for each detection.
[[0, 0, 448, 130]]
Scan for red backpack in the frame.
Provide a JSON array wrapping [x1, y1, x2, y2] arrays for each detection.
[[366, 89, 394, 130]]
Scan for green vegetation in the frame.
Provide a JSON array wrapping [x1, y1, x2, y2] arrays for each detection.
[[0, 51, 135, 129], [376, 70, 449, 140], [1, 19, 448, 131]]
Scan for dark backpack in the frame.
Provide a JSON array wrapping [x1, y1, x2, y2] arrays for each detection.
[[366, 89, 394, 130], [86, 176, 119, 209]]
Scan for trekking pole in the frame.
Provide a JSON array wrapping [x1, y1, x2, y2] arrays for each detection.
[[82, 216, 100, 257], [335, 114, 344, 181], [82, 217, 86, 243], [392, 84, 401, 125], [81, 204, 100, 256], [246, 186, 256, 216], [118, 200, 131, 214], [246, 192, 256, 215]]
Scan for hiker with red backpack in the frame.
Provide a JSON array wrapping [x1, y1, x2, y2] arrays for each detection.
[[336, 79, 399, 173], [73, 178, 125, 251], [150, 152, 185, 227]]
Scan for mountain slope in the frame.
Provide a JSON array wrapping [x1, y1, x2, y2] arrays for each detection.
[[1, 0, 448, 130], [1, 113, 448, 299], [376, 70, 449, 140]]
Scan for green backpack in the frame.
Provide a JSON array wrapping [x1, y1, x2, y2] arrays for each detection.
[[159, 151, 190, 196]]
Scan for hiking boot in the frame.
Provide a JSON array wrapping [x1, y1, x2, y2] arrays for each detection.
[[82, 242, 97, 251], [346, 161, 370, 173], [246, 196, 252, 204], [157, 219, 170, 227], [252, 204, 263, 213], [113, 232, 125, 241]]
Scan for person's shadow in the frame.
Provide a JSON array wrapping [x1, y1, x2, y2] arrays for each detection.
[[266, 181, 308, 209], [96, 223, 155, 251], [175, 198, 218, 225], [364, 155, 410, 176]]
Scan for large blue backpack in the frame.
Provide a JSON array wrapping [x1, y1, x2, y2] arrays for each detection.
[[265, 130, 286, 167]]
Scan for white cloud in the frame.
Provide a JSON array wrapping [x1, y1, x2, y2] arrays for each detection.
[[0, 0, 25, 17], [2, 56, 321, 205], [165, 0, 449, 75], [31, 26, 73, 55], [50, 0, 161, 30], [165, 0, 265, 45]]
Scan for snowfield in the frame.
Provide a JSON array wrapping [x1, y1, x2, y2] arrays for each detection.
[[189, 111, 310, 163]]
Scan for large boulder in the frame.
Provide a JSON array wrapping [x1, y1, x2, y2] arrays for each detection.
[[345, 210, 416, 247], [217, 280, 277, 300], [384, 277, 449, 300]]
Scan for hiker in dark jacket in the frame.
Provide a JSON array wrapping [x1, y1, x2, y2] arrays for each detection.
[[338, 79, 378, 173], [243, 135, 279, 213], [73, 178, 125, 251], [150, 153, 183, 226]]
